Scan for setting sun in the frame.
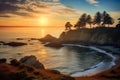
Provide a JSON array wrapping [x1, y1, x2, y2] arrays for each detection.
[[38, 17, 49, 26]]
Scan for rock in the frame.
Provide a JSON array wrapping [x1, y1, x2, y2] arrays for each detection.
[[5, 42, 27, 47], [44, 42, 63, 48], [116, 24, 120, 29], [19, 55, 45, 69], [16, 38, 24, 40], [0, 41, 5, 45], [46, 69, 61, 74], [30, 38, 40, 40], [39, 34, 63, 48], [0, 58, 7, 63], [0, 62, 75, 80], [39, 34, 58, 43], [56, 76, 75, 80], [59, 27, 120, 47], [10, 59, 21, 66]]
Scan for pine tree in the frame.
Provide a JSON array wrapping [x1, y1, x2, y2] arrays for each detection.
[[75, 13, 87, 29], [102, 14, 114, 27], [102, 11, 107, 19], [86, 15, 92, 28], [79, 13, 87, 28], [93, 12, 102, 27], [102, 11, 107, 26]]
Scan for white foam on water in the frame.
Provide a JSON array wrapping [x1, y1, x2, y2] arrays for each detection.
[[63, 44, 116, 77]]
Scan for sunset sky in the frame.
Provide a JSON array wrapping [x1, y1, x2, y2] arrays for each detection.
[[0, 0, 120, 27]]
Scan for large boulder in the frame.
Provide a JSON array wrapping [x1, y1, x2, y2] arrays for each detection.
[[19, 55, 45, 69], [116, 24, 120, 29]]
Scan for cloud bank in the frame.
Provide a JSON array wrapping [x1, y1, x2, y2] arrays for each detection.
[[0, 0, 79, 17]]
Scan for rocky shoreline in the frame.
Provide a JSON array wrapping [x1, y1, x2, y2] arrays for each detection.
[[0, 56, 74, 80], [1, 27, 120, 80], [0, 55, 120, 80], [37, 27, 120, 80]]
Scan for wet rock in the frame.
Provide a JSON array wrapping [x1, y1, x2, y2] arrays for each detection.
[[44, 42, 63, 48], [16, 38, 24, 40], [47, 69, 61, 74], [5, 42, 27, 47], [0, 41, 5, 45], [10, 59, 21, 66], [20, 55, 45, 69], [30, 38, 40, 40], [56, 75, 75, 80], [0, 58, 7, 63], [116, 24, 120, 29], [39, 34, 58, 43]]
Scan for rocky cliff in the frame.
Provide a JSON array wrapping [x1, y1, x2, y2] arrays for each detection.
[[0, 56, 74, 80], [59, 27, 120, 47]]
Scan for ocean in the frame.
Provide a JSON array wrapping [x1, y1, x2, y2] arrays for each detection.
[[0, 27, 115, 76]]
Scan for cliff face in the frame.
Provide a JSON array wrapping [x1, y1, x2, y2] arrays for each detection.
[[59, 27, 120, 46]]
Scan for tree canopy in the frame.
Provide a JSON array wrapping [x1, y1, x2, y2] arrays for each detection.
[[73, 11, 114, 29]]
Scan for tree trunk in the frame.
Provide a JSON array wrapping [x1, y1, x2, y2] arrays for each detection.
[[90, 24, 92, 28], [108, 24, 110, 27]]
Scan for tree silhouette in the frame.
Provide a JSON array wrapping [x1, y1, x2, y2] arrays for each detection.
[[93, 12, 102, 27], [65, 22, 72, 30], [75, 13, 87, 29], [80, 13, 87, 28], [102, 14, 114, 27], [74, 21, 82, 29], [102, 11, 107, 26], [74, 11, 114, 29], [86, 15, 92, 28], [102, 11, 107, 19], [116, 18, 120, 29]]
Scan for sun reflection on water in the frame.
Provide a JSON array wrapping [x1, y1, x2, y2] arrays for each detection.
[[37, 48, 51, 68], [38, 48, 48, 61], [40, 29, 45, 37]]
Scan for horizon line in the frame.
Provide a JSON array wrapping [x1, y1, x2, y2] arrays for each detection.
[[0, 26, 64, 28]]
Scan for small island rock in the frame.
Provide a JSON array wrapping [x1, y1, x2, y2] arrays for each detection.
[[5, 42, 27, 47], [39, 34, 58, 43]]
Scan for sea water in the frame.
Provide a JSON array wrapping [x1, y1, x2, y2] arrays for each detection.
[[0, 27, 115, 76]]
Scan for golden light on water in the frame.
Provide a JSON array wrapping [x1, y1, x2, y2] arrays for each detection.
[[40, 29, 45, 37], [38, 49, 48, 61]]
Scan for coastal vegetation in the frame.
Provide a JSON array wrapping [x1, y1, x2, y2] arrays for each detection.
[[66, 11, 114, 30]]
